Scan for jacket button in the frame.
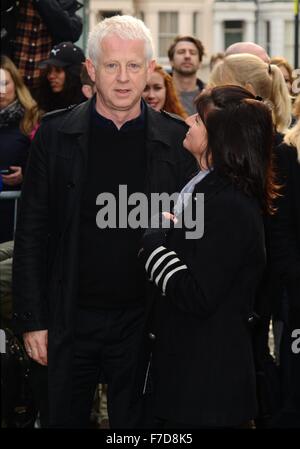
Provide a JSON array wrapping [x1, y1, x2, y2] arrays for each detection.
[[149, 332, 156, 340], [23, 312, 32, 320], [67, 182, 75, 188], [13, 312, 18, 318]]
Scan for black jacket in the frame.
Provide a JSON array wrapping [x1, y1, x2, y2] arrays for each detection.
[[12, 98, 196, 425], [138, 171, 266, 427]]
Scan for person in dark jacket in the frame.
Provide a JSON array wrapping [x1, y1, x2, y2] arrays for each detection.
[[1, 0, 83, 90], [266, 113, 300, 427], [139, 85, 277, 428], [37, 41, 86, 113], [12, 15, 196, 429], [0, 55, 40, 243]]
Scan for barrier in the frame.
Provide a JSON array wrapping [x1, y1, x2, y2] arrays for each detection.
[[0, 191, 21, 236]]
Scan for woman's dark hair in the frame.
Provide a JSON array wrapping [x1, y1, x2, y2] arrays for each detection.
[[37, 65, 85, 113], [195, 85, 277, 214]]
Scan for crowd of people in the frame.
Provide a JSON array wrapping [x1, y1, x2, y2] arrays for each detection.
[[0, 4, 299, 430]]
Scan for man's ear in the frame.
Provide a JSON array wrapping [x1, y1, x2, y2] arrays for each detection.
[[146, 59, 156, 81], [85, 59, 96, 83]]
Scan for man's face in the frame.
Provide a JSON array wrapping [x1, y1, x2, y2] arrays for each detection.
[[171, 41, 201, 76], [86, 35, 155, 113]]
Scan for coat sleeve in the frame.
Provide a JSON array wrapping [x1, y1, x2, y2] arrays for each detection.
[[267, 145, 300, 281], [142, 195, 263, 319], [34, 0, 83, 43], [12, 124, 50, 334]]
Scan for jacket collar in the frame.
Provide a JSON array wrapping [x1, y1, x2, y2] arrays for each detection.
[[58, 97, 92, 135], [58, 97, 181, 149], [194, 169, 231, 202]]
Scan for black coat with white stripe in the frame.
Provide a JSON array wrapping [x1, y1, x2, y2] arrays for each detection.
[[139, 170, 266, 427]]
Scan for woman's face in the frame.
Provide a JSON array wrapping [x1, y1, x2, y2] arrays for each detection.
[[279, 65, 292, 94], [47, 65, 66, 93], [142, 71, 166, 111], [0, 69, 16, 109], [183, 114, 208, 165]]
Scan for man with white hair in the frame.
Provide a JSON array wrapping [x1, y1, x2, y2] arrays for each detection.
[[225, 41, 270, 63], [12, 15, 195, 428]]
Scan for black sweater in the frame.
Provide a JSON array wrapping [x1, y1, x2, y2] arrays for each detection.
[[78, 108, 147, 308]]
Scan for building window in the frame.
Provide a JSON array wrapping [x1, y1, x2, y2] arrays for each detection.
[[159, 12, 178, 58], [265, 21, 271, 57], [97, 10, 121, 21], [193, 12, 199, 37], [284, 20, 300, 66], [224, 20, 244, 49]]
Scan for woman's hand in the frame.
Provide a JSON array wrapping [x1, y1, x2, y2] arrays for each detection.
[[1, 166, 23, 186]]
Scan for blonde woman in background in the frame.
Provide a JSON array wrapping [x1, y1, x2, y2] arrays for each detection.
[[209, 53, 291, 134], [270, 56, 294, 96], [143, 64, 187, 118], [0, 55, 40, 242]]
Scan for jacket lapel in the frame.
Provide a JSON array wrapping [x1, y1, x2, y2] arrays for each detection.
[[57, 99, 92, 235]]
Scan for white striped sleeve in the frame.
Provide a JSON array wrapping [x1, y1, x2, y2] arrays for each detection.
[[144, 246, 188, 295]]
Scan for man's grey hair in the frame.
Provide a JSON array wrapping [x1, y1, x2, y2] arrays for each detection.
[[87, 15, 154, 65]]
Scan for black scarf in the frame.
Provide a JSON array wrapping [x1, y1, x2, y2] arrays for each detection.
[[0, 100, 24, 128]]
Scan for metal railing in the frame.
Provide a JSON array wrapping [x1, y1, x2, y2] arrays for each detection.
[[0, 191, 21, 235]]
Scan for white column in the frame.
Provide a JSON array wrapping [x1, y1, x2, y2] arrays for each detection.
[[213, 19, 223, 52], [270, 18, 285, 56], [245, 20, 255, 42], [143, 11, 159, 59], [179, 11, 194, 36], [89, 6, 99, 31]]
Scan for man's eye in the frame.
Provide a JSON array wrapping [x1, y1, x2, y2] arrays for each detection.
[[128, 63, 141, 71]]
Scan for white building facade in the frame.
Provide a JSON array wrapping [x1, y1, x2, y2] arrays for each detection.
[[86, 0, 299, 69]]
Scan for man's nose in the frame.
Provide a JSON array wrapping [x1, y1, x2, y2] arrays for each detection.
[[116, 65, 129, 82]]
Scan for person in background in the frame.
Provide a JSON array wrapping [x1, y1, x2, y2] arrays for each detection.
[[37, 41, 86, 113], [143, 64, 187, 118], [225, 41, 270, 63], [270, 56, 294, 96], [1, 0, 83, 92], [0, 55, 40, 243], [139, 85, 276, 428], [209, 54, 291, 135], [209, 52, 224, 72], [168, 36, 205, 116]]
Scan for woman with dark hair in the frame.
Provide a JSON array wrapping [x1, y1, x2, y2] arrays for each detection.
[[37, 41, 86, 113], [139, 85, 276, 428]]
